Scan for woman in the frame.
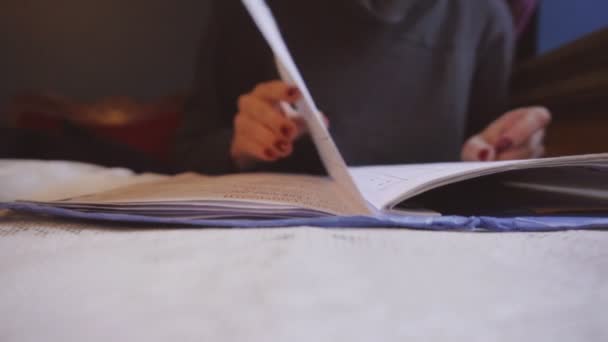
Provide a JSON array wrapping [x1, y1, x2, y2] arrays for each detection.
[[175, 0, 550, 174]]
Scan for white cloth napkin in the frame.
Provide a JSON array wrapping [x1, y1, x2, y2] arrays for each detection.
[[0, 159, 166, 202]]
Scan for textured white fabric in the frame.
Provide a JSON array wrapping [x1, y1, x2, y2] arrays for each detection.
[[1, 217, 607, 342], [0, 159, 164, 202]]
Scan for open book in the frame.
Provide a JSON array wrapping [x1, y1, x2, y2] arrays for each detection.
[[19, 154, 608, 220], [10, 0, 608, 221]]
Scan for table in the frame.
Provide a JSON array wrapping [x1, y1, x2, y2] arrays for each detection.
[[1, 161, 607, 341]]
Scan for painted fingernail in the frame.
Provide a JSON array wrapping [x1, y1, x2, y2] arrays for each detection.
[[275, 141, 289, 153], [478, 149, 490, 161], [281, 125, 292, 138], [264, 149, 276, 159], [287, 87, 299, 97], [496, 137, 513, 153]]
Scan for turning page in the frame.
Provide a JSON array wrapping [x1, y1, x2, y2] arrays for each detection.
[[241, 0, 373, 216]]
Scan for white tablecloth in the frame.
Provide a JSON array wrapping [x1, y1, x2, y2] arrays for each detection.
[[1, 160, 607, 342]]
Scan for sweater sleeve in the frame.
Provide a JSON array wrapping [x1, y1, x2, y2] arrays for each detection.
[[173, 1, 237, 175], [466, 0, 515, 138]]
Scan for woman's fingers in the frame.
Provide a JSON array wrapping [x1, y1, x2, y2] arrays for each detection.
[[479, 106, 551, 146], [238, 94, 298, 140], [289, 113, 330, 140], [237, 140, 277, 162], [497, 144, 545, 160], [495, 107, 551, 153], [231, 80, 311, 168], [496, 129, 546, 160], [479, 108, 528, 144], [252, 80, 301, 103], [234, 114, 293, 158], [462, 128, 547, 162], [468, 106, 551, 162], [461, 135, 496, 161]]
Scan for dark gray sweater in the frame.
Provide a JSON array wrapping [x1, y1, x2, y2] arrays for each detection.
[[175, 0, 514, 174]]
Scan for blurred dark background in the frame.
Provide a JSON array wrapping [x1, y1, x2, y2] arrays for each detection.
[[0, 0, 606, 166], [0, 0, 209, 108], [1, 0, 605, 106]]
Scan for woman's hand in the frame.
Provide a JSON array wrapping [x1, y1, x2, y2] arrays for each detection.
[[461, 107, 552, 162], [230, 81, 308, 169]]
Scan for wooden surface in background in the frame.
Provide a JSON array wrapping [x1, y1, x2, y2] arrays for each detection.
[[546, 119, 608, 157], [512, 27, 608, 157]]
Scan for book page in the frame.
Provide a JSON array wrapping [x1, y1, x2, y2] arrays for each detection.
[[350, 162, 495, 210], [350, 154, 608, 210], [241, 0, 373, 216], [51, 173, 365, 216]]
